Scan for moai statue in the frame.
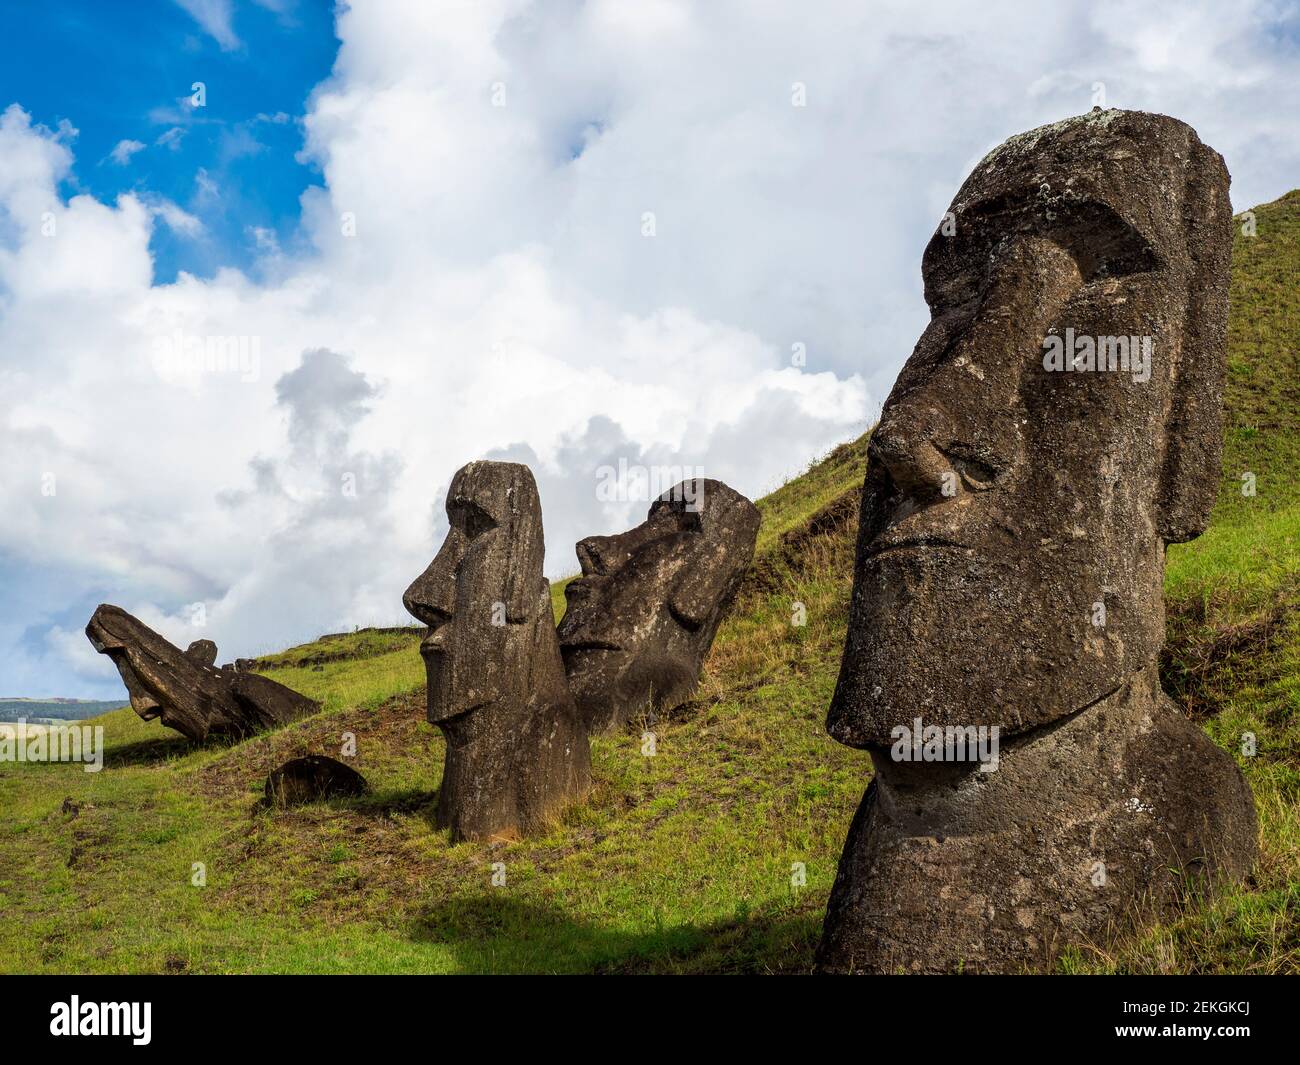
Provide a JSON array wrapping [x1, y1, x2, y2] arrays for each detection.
[[265, 755, 368, 807], [403, 461, 590, 842], [817, 110, 1257, 973], [558, 479, 760, 733], [85, 604, 319, 742]]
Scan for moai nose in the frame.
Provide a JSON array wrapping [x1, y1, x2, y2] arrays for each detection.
[[869, 405, 958, 504], [403, 554, 457, 628], [576, 535, 619, 576]]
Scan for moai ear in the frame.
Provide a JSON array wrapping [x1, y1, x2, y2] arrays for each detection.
[[667, 498, 759, 629], [668, 538, 738, 629], [502, 474, 547, 624], [1157, 138, 1231, 545]]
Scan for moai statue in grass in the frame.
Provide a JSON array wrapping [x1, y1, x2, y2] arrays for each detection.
[[558, 479, 760, 733], [265, 755, 368, 807], [403, 461, 590, 842], [85, 604, 319, 742], [816, 109, 1258, 974]]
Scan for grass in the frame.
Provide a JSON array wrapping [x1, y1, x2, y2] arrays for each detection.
[[1, 196, 1297, 974]]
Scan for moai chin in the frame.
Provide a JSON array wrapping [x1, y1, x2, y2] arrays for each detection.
[[817, 109, 1257, 973], [557, 478, 760, 733], [85, 604, 319, 742], [403, 460, 590, 842]]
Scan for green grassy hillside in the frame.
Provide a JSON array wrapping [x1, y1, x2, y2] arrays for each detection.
[[1, 197, 1296, 974]]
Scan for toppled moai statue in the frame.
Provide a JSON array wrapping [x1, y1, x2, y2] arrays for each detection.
[[265, 755, 368, 807], [403, 461, 590, 842], [85, 604, 319, 743], [558, 479, 760, 733], [817, 109, 1257, 974]]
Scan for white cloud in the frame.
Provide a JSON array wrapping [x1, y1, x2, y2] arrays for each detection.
[[174, 0, 240, 51], [108, 139, 146, 166], [247, 225, 280, 254], [155, 127, 186, 151], [2, 0, 1299, 696], [146, 197, 205, 237]]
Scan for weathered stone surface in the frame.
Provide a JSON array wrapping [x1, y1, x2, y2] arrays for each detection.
[[85, 604, 319, 743], [184, 639, 217, 667], [558, 479, 760, 733], [403, 460, 590, 842], [817, 109, 1257, 973], [265, 755, 368, 806]]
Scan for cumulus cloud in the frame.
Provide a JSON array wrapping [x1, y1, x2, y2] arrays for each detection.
[[2, 0, 1299, 696]]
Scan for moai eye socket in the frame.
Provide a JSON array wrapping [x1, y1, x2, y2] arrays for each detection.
[[939, 445, 998, 491], [450, 498, 497, 540], [649, 492, 704, 534]]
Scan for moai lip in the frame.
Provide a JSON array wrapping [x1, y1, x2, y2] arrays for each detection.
[[557, 478, 760, 734], [85, 604, 320, 743], [403, 460, 591, 842], [816, 109, 1257, 974]]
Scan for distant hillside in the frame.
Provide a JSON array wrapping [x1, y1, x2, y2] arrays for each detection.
[[0, 194, 1295, 974], [0, 698, 127, 723]]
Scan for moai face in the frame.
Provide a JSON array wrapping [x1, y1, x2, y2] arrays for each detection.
[[403, 460, 590, 840], [403, 461, 548, 733], [816, 110, 1254, 975], [85, 604, 318, 742], [827, 109, 1231, 747], [86, 607, 183, 723], [558, 479, 760, 732]]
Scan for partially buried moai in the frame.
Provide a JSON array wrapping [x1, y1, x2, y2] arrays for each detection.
[[557, 478, 760, 733], [403, 460, 590, 842], [85, 604, 319, 742], [817, 109, 1257, 973]]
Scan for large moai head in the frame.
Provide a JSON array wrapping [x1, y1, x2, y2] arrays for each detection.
[[403, 460, 590, 841], [85, 604, 318, 742], [816, 109, 1256, 974], [828, 109, 1232, 747], [404, 461, 551, 725], [557, 478, 760, 733]]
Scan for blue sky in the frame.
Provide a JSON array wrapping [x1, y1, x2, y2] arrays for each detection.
[[3, 1, 1299, 700], [0, 0, 337, 283]]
